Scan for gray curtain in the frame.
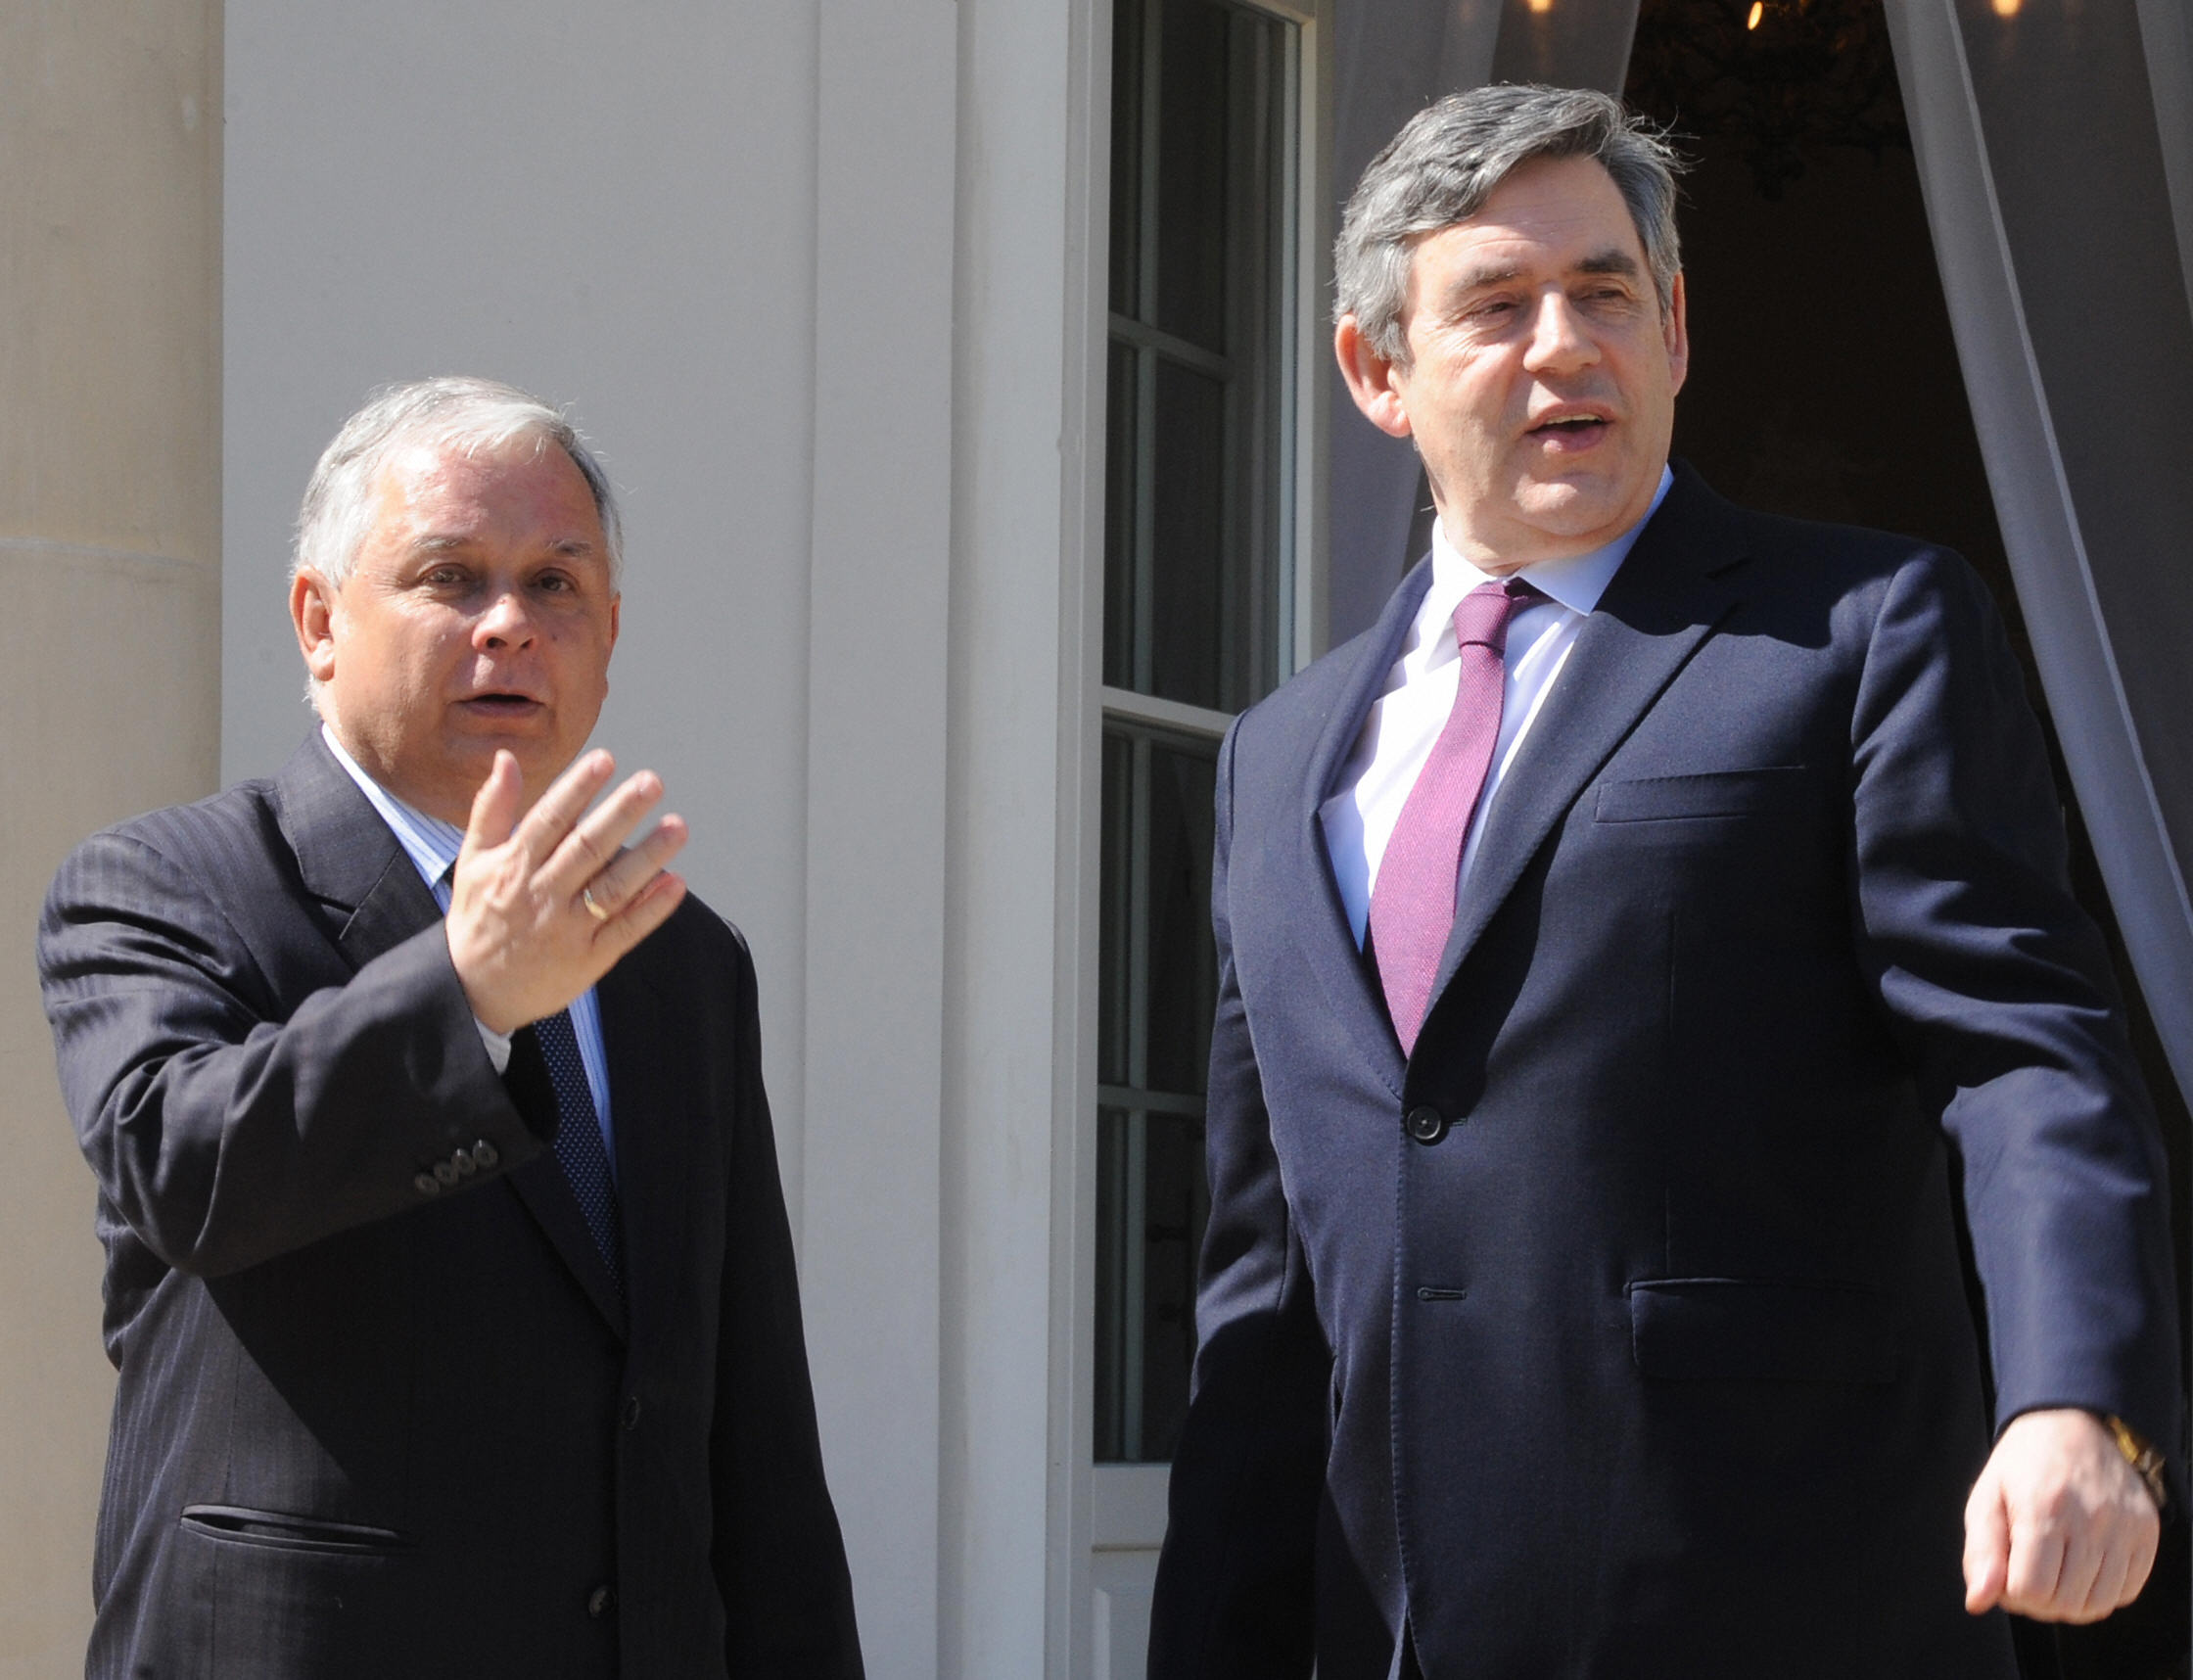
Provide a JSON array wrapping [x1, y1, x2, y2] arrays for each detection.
[[1887, 0, 2193, 1111]]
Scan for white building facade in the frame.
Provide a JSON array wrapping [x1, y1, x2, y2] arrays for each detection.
[[6, 2, 2190, 1676]]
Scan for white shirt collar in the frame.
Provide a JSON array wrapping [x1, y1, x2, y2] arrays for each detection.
[[320, 723, 467, 892], [1427, 463, 1674, 621]]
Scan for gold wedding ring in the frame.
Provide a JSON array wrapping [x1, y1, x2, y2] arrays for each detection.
[[582, 885, 611, 923]]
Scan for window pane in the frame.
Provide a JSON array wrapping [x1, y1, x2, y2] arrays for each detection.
[[1106, 0, 1294, 714], [1094, 1104, 1131, 1460], [1153, 0, 1233, 352], [1098, 730, 1135, 1089], [1149, 354, 1283, 714], [1097, 727, 1218, 1097], [1149, 359, 1228, 709], [1097, 727, 1218, 1099], [1093, 1103, 1209, 1464], [1135, 1107, 1208, 1460], [1107, 0, 1144, 318], [1142, 740, 1217, 1097], [1103, 342, 1141, 693]]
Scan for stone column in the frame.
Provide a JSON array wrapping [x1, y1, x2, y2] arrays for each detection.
[[0, 4, 221, 1670]]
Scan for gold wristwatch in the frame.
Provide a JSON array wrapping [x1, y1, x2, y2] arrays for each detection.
[[2104, 1414, 2169, 1513]]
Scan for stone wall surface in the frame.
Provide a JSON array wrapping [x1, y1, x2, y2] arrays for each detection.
[[0, 4, 222, 1673]]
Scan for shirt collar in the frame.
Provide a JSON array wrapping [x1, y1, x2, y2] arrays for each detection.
[[1428, 464, 1674, 618], [320, 723, 467, 891]]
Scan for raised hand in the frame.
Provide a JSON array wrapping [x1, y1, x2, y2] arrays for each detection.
[[445, 748, 689, 1034]]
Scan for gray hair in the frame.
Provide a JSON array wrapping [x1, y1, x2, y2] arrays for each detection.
[[1335, 84, 1685, 365], [292, 375, 624, 590]]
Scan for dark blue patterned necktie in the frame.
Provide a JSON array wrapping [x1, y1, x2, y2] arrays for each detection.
[[533, 1007, 624, 1291]]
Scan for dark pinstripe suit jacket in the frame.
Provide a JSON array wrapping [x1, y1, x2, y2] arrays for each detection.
[[39, 730, 863, 1680]]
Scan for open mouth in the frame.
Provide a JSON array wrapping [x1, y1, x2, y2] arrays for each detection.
[[1529, 413, 1610, 441], [459, 692, 542, 715]]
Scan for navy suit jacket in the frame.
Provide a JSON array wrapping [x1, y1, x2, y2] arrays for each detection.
[[1147, 465, 2181, 1679], [39, 730, 863, 1680]]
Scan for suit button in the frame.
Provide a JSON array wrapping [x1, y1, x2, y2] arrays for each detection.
[[433, 1158, 461, 1186], [1405, 1105, 1448, 1144], [414, 1172, 442, 1197], [473, 1140, 500, 1170], [587, 1585, 616, 1618], [622, 1394, 642, 1431], [451, 1147, 478, 1177]]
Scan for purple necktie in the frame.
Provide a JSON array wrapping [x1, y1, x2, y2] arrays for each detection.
[[1370, 579, 1540, 1056]]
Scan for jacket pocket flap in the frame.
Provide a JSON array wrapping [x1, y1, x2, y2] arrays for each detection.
[[1629, 1278, 1899, 1384], [1595, 767, 1805, 822], [180, 1504, 413, 1554]]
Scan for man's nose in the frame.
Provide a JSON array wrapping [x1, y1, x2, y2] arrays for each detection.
[[1521, 292, 1598, 373], [473, 589, 537, 649]]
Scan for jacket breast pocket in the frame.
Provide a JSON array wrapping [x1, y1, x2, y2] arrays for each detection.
[[1628, 1278, 1900, 1384], [1594, 766, 1807, 823]]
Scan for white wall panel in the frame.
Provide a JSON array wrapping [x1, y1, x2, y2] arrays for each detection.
[[941, 0, 1106, 1674], [221, 2, 823, 1206], [800, 0, 958, 1672]]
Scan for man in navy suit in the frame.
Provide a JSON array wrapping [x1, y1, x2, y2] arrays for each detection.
[[1147, 86, 2179, 1678], [39, 378, 863, 1678]]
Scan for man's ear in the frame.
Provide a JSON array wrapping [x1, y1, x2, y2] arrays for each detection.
[[1334, 314, 1416, 441], [1663, 270, 1691, 398], [291, 570, 340, 686]]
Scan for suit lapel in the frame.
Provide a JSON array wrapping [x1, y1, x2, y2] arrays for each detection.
[[490, 933, 690, 1350], [273, 727, 632, 1338], [1284, 559, 1433, 1098], [274, 730, 444, 965], [600, 950, 684, 1350], [1423, 468, 1751, 1011]]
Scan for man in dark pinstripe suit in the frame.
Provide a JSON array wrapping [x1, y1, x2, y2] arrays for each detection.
[[38, 378, 864, 1679]]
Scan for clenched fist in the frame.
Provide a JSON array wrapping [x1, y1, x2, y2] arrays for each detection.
[[1964, 1407, 2161, 1624]]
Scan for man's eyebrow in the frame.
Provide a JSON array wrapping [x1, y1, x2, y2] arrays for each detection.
[[1574, 249, 1642, 279], [401, 535, 600, 557], [1446, 261, 1525, 296], [1440, 248, 1642, 298]]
